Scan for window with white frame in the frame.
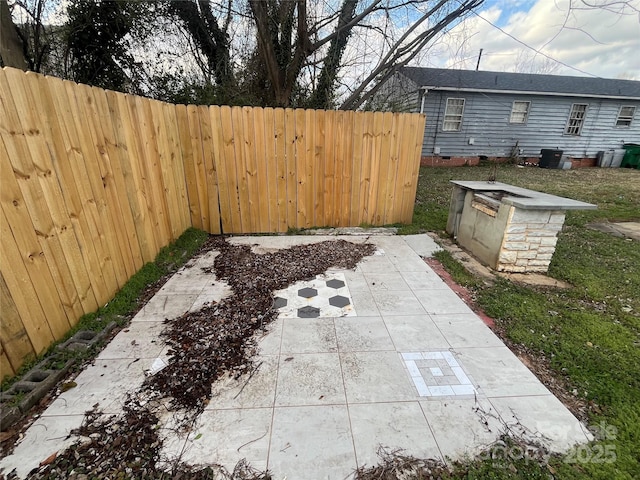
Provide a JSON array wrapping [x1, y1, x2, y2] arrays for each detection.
[[565, 104, 588, 135], [443, 98, 465, 131], [509, 101, 530, 124], [615, 106, 636, 127]]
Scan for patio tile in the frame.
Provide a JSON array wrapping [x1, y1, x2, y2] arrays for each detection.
[[269, 405, 356, 480], [189, 282, 233, 311], [356, 256, 397, 274], [134, 294, 198, 321], [350, 290, 381, 317], [489, 395, 592, 450], [334, 316, 395, 352], [400, 270, 449, 290], [363, 272, 411, 291], [373, 290, 426, 316], [341, 351, 417, 403], [456, 347, 551, 397], [45, 358, 149, 415], [420, 398, 503, 460], [401, 234, 442, 257], [280, 318, 338, 354], [349, 402, 442, 467], [413, 289, 475, 315], [180, 408, 272, 472], [342, 270, 370, 292], [256, 318, 283, 355], [383, 315, 450, 351], [157, 273, 213, 295], [0, 414, 86, 477], [209, 356, 279, 409], [275, 353, 346, 406], [430, 314, 504, 348], [96, 321, 166, 360]]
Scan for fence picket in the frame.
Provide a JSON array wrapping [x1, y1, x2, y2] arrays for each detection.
[[0, 67, 425, 373]]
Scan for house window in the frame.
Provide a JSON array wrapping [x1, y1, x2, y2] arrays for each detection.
[[616, 106, 636, 127], [443, 98, 465, 131], [565, 104, 588, 135], [510, 101, 530, 124]]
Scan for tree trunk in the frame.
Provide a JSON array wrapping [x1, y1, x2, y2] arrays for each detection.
[[0, 0, 28, 70]]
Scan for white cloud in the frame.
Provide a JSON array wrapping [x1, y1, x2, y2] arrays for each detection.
[[423, 0, 640, 79]]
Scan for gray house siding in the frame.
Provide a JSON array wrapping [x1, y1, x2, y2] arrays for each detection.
[[368, 71, 420, 112], [421, 90, 640, 158]]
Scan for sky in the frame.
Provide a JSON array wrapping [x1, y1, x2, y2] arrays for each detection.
[[429, 0, 640, 79]]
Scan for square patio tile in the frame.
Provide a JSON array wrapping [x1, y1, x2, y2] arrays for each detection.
[[413, 289, 475, 315], [97, 321, 166, 360], [335, 317, 395, 352], [134, 294, 198, 321], [349, 290, 381, 317], [400, 270, 449, 290], [157, 273, 213, 295], [373, 291, 426, 316], [269, 405, 356, 480], [0, 414, 86, 477], [489, 395, 592, 451], [275, 353, 346, 406], [280, 318, 337, 354], [342, 270, 370, 292], [180, 408, 272, 472], [349, 402, 442, 467], [256, 318, 283, 355], [209, 356, 279, 409], [356, 256, 397, 274], [401, 234, 442, 257], [341, 351, 417, 403], [456, 347, 551, 397], [430, 314, 504, 348], [420, 398, 503, 460], [383, 315, 450, 351], [189, 283, 233, 312], [45, 358, 149, 415], [364, 272, 411, 291]]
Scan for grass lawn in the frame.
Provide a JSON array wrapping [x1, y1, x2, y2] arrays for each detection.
[[401, 165, 640, 479]]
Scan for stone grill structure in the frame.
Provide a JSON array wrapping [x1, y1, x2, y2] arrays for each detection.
[[447, 181, 596, 273]]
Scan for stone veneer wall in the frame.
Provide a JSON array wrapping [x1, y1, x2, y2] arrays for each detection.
[[497, 207, 565, 273]]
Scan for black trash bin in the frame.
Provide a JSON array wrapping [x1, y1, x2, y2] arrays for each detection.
[[539, 149, 563, 169]]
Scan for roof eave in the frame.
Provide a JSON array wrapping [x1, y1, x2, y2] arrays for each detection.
[[421, 86, 640, 101]]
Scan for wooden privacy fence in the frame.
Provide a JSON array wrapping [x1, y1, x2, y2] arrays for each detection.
[[0, 67, 425, 375]]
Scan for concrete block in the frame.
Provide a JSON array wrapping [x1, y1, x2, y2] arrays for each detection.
[[500, 265, 527, 272], [504, 242, 529, 251], [540, 237, 558, 246], [529, 259, 551, 266], [527, 230, 556, 237], [512, 209, 551, 224], [506, 234, 526, 242], [506, 224, 527, 234], [499, 251, 518, 263], [528, 265, 549, 272]]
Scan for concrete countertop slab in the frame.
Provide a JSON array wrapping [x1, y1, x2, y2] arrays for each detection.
[[450, 181, 597, 211]]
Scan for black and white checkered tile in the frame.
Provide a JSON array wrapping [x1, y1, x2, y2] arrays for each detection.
[[273, 273, 356, 318]]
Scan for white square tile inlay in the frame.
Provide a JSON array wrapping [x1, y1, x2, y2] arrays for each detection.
[[401, 351, 475, 397]]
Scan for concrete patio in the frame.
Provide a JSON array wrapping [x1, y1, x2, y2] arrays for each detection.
[[0, 234, 591, 479]]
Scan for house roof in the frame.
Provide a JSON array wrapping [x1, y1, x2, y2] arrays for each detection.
[[401, 67, 640, 100]]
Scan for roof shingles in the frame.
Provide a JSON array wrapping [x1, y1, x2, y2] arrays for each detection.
[[401, 67, 640, 99]]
